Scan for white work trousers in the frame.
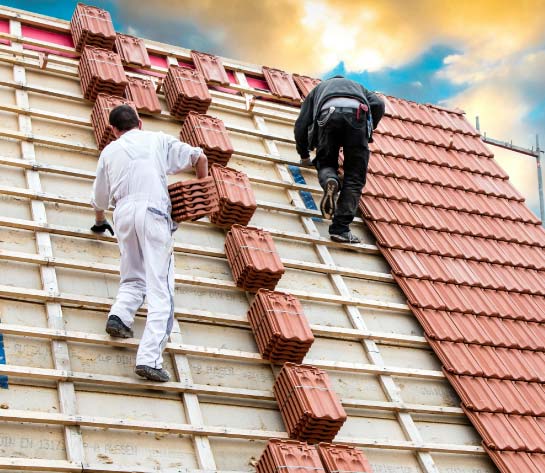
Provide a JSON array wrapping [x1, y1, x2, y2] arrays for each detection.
[[109, 199, 175, 369]]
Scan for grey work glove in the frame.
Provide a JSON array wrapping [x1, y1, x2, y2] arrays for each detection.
[[91, 220, 114, 236]]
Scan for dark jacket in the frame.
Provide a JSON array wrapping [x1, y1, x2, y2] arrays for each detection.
[[294, 77, 385, 158]]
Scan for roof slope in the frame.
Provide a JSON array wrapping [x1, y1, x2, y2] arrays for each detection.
[[360, 95, 545, 473]]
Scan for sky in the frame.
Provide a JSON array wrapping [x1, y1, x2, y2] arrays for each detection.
[[4, 0, 545, 216]]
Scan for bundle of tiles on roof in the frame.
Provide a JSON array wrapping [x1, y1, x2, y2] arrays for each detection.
[[316, 443, 372, 473], [78, 46, 127, 101], [262, 66, 301, 101], [163, 66, 211, 119], [293, 74, 321, 99], [114, 33, 150, 68], [125, 76, 161, 114], [191, 50, 230, 86], [274, 362, 346, 443], [224, 225, 284, 292], [168, 177, 219, 223], [210, 164, 256, 227], [70, 3, 116, 52], [247, 289, 313, 364], [91, 94, 136, 150], [256, 439, 325, 473], [180, 111, 234, 167]]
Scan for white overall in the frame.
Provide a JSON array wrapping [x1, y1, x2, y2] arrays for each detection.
[[91, 129, 201, 368]]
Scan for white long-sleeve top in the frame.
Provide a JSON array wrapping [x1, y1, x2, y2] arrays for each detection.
[[91, 129, 202, 212]]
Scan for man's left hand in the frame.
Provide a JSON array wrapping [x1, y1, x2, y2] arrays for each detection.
[[91, 220, 114, 236]]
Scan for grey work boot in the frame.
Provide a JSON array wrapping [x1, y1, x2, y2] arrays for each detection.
[[320, 178, 339, 220], [105, 315, 134, 338], [135, 365, 171, 382], [330, 231, 361, 244]]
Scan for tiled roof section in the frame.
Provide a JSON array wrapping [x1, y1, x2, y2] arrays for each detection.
[[293, 74, 321, 98], [262, 67, 301, 101], [191, 50, 230, 86], [70, 3, 116, 52], [359, 95, 545, 472], [78, 46, 127, 101], [114, 34, 151, 68], [124, 76, 161, 114]]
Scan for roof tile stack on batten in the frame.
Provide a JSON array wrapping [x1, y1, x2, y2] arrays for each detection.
[[70, 3, 116, 52], [191, 50, 230, 86], [91, 93, 137, 150], [247, 289, 314, 364], [317, 443, 373, 473], [359, 94, 545, 473], [209, 164, 257, 227], [124, 76, 162, 114], [256, 439, 325, 473], [224, 225, 285, 292], [273, 363, 347, 443], [180, 111, 234, 167], [168, 176, 219, 222], [114, 33, 151, 68], [78, 46, 128, 100], [163, 65, 211, 119]]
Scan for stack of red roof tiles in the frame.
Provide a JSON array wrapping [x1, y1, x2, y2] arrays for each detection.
[[293, 74, 321, 99], [168, 177, 219, 222], [79, 46, 127, 100], [273, 363, 346, 443], [247, 289, 314, 363], [91, 93, 136, 150], [256, 440, 373, 473], [180, 112, 234, 167], [114, 33, 151, 68], [163, 65, 211, 119], [191, 50, 230, 86], [359, 94, 545, 473], [210, 164, 256, 227], [124, 76, 161, 114], [224, 225, 285, 292], [70, 3, 116, 52], [263, 66, 301, 102]]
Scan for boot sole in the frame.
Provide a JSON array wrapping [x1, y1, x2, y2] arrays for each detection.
[[320, 179, 339, 220], [135, 366, 170, 382]]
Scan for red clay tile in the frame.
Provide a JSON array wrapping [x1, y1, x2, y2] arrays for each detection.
[[256, 439, 324, 473], [124, 76, 161, 114], [91, 93, 137, 150], [70, 3, 116, 52], [484, 447, 545, 473], [262, 67, 301, 101], [78, 46, 127, 101], [317, 443, 372, 473], [168, 176, 219, 222], [180, 111, 234, 167], [293, 74, 321, 98], [191, 50, 230, 86], [114, 33, 150, 68], [164, 65, 211, 119]]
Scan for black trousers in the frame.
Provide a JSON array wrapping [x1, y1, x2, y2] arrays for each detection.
[[315, 109, 370, 234]]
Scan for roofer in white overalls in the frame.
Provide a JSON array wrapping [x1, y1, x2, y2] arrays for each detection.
[[90, 105, 208, 382]]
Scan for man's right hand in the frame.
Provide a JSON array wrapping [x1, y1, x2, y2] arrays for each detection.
[[195, 152, 208, 178], [91, 220, 114, 236]]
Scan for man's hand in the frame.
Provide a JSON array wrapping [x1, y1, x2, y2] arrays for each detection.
[[195, 152, 208, 178], [91, 220, 114, 236]]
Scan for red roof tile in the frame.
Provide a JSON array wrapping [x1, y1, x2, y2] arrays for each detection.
[[70, 3, 116, 52], [317, 443, 372, 473], [293, 74, 321, 98], [256, 440, 324, 473], [78, 46, 127, 101], [191, 50, 230, 86], [124, 76, 161, 114], [114, 34, 150, 68], [262, 67, 301, 101], [484, 447, 545, 473]]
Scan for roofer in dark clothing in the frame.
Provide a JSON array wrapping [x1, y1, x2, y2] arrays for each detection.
[[294, 75, 385, 243]]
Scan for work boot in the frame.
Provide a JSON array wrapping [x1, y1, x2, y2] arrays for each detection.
[[320, 178, 339, 220], [135, 365, 171, 382], [330, 231, 361, 244], [105, 315, 134, 338]]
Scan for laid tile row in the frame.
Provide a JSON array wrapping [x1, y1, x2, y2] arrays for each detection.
[[369, 221, 545, 269], [368, 158, 521, 201], [446, 373, 545, 416], [412, 307, 545, 351], [78, 46, 127, 101], [383, 248, 545, 296], [361, 197, 545, 244], [371, 134, 508, 178], [465, 409, 545, 453], [364, 175, 531, 222], [273, 363, 346, 443], [70, 3, 116, 52], [163, 65, 211, 119], [485, 447, 545, 473], [397, 277, 545, 322], [382, 95, 479, 136], [429, 339, 545, 382]]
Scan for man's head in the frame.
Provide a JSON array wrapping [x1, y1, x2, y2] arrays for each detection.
[[109, 105, 142, 138]]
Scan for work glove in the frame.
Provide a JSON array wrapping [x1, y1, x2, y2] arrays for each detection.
[[91, 220, 114, 236], [299, 157, 314, 168]]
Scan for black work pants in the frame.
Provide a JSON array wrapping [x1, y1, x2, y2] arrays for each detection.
[[315, 109, 369, 234]]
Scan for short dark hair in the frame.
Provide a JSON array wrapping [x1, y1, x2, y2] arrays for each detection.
[[109, 105, 139, 131]]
